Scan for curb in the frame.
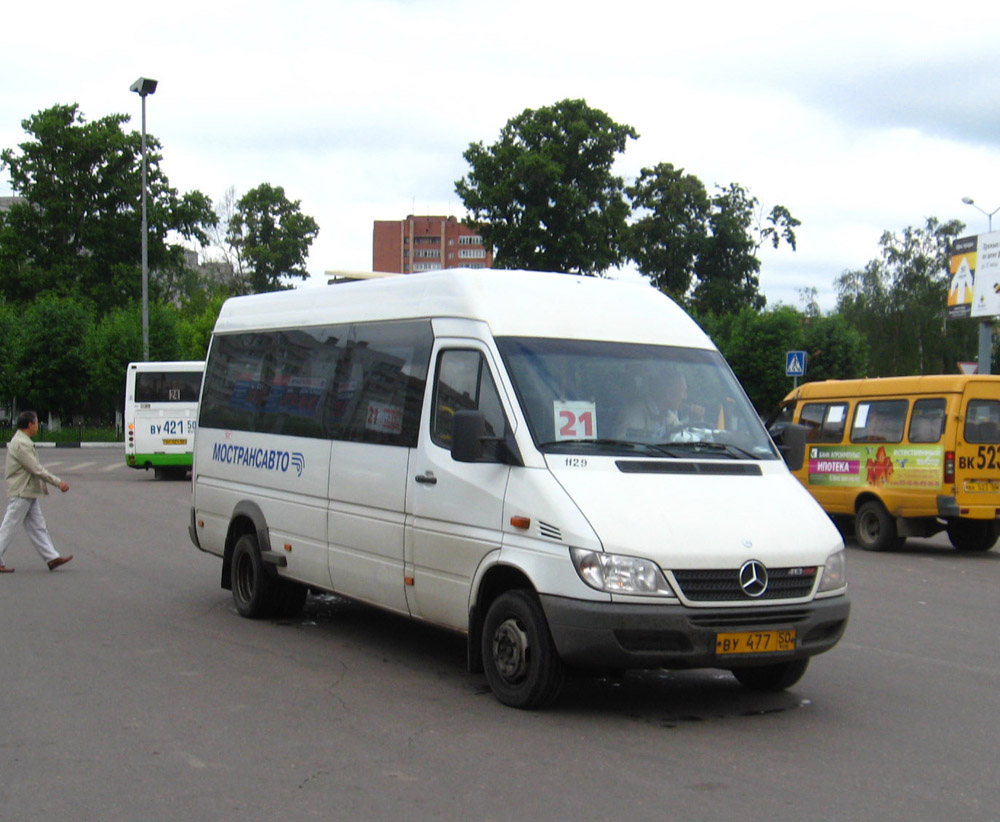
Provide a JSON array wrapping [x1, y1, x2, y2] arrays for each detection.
[[2, 442, 124, 449]]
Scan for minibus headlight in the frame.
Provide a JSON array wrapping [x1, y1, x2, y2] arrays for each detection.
[[818, 550, 847, 593], [570, 548, 675, 596]]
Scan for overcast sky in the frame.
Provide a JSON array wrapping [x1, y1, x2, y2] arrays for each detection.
[[4, 0, 1000, 311]]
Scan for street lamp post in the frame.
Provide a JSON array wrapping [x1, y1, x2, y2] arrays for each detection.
[[962, 196, 1000, 231], [130, 77, 158, 361], [961, 196, 1000, 375]]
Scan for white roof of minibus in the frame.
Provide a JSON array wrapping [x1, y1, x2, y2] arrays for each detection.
[[213, 269, 713, 349]]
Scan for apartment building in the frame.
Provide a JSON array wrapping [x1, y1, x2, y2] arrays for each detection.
[[372, 215, 492, 273]]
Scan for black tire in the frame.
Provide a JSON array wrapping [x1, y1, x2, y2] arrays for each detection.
[[947, 520, 999, 552], [855, 501, 901, 551], [231, 533, 282, 618], [481, 590, 564, 709], [273, 578, 308, 618], [732, 659, 809, 692]]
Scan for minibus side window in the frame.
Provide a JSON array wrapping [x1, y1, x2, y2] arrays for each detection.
[[851, 400, 908, 443], [431, 350, 505, 449], [799, 402, 847, 442], [338, 321, 433, 448], [909, 399, 946, 443], [965, 399, 1000, 443], [200, 320, 432, 446]]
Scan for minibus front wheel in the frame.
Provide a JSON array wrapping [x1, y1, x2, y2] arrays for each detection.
[[731, 659, 809, 692], [482, 590, 565, 709]]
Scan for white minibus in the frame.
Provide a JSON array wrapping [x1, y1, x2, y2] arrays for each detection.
[[189, 270, 849, 708], [125, 361, 204, 478]]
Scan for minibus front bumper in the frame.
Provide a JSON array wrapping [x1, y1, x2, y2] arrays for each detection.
[[539, 594, 850, 670]]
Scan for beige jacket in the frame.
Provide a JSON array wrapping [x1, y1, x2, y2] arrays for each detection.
[[5, 429, 63, 498]]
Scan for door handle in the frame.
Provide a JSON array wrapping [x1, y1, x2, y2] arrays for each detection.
[[415, 473, 437, 485]]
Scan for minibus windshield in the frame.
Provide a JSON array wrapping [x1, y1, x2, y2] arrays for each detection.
[[497, 338, 778, 459]]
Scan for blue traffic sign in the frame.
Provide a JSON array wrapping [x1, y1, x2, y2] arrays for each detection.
[[786, 350, 807, 377]]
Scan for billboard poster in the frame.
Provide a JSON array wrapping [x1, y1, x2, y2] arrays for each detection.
[[971, 231, 1000, 318], [951, 231, 1000, 319], [807, 444, 944, 489]]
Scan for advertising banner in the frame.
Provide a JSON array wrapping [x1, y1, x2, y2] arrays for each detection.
[[949, 231, 1000, 319], [807, 444, 944, 489]]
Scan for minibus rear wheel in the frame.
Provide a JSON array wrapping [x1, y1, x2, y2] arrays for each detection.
[[731, 659, 809, 692], [231, 533, 306, 618], [482, 590, 565, 709], [855, 501, 903, 551], [947, 520, 999, 552]]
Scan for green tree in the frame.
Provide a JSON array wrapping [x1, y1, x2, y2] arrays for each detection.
[[836, 218, 975, 375], [83, 303, 181, 419], [625, 168, 798, 313], [701, 305, 804, 413], [625, 163, 710, 302], [12, 296, 94, 418], [689, 185, 799, 315], [800, 312, 869, 383], [224, 183, 319, 293], [0, 301, 20, 412], [0, 103, 216, 313], [176, 292, 228, 360], [456, 99, 637, 274]]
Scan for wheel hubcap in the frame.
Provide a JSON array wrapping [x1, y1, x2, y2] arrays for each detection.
[[492, 618, 530, 683], [235, 554, 253, 602]]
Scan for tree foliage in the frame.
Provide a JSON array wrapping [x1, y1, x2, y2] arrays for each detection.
[[624, 163, 709, 301], [223, 183, 319, 293], [0, 103, 216, 313], [698, 304, 867, 414], [456, 99, 637, 274], [836, 218, 976, 376], [626, 163, 799, 314], [10, 297, 94, 418], [83, 303, 182, 418]]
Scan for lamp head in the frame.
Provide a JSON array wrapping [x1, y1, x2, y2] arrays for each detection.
[[130, 77, 158, 96], [962, 197, 975, 205]]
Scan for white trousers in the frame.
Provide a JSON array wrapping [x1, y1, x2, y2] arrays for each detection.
[[0, 496, 60, 565]]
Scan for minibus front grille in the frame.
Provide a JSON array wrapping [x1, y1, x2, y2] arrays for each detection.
[[671, 568, 817, 602]]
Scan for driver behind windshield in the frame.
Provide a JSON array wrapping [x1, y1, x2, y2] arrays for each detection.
[[618, 371, 688, 440]]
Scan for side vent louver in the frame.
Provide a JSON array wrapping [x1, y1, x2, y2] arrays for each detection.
[[538, 521, 563, 541]]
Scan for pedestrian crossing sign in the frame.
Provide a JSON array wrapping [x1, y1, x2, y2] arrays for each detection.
[[786, 351, 806, 377]]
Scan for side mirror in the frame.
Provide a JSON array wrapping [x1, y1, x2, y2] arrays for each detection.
[[452, 410, 487, 462], [777, 423, 807, 471], [451, 410, 523, 466]]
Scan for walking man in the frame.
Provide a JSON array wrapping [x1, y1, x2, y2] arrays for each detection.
[[0, 411, 73, 573]]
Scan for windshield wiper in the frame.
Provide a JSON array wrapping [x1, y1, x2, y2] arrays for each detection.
[[650, 441, 761, 460]]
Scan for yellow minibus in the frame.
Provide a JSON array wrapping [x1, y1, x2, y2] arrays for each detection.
[[773, 375, 1000, 551]]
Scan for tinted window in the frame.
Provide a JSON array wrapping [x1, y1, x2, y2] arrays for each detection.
[[431, 350, 505, 448], [851, 400, 908, 443], [800, 402, 847, 443], [965, 399, 1000, 443], [909, 398, 946, 443], [200, 320, 432, 447], [134, 371, 203, 403]]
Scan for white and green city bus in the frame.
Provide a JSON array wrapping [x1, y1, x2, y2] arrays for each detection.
[[124, 361, 204, 478]]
